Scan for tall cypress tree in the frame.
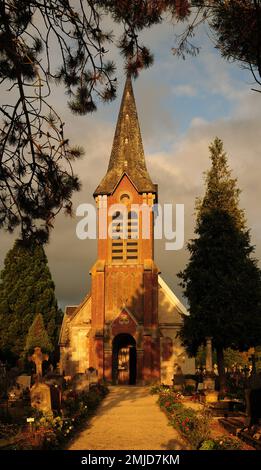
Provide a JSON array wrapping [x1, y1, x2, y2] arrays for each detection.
[[179, 138, 261, 393], [25, 313, 53, 354], [0, 240, 62, 362]]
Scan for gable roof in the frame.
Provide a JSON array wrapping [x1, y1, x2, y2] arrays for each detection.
[[59, 294, 91, 345], [158, 275, 189, 317]]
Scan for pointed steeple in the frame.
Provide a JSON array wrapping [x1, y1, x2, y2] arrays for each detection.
[[94, 75, 156, 196]]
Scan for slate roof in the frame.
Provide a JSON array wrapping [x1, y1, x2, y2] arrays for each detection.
[[94, 75, 157, 196]]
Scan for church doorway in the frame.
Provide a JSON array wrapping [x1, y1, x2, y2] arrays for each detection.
[[112, 334, 136, 385]]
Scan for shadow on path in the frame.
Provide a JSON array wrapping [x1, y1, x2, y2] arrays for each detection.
[[68, 386, 187, 450]]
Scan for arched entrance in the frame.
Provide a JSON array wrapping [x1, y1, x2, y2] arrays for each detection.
[[112, 334, 136, 385]]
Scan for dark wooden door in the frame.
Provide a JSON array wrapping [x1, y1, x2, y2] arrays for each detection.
[[117, 347, 130, 384]]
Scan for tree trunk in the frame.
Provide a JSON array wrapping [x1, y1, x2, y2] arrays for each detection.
[[216, 346, 226, 396]]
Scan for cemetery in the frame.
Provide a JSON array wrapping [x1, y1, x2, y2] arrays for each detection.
[[1, 79, 261, 450], [0, 335, 261, 451], [1, 2, 261, 459], [0, 356, 108, 450]]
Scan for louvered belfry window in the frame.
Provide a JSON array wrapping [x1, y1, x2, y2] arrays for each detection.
[[111, 210, 138, 263], [111, 211, 124, 261]]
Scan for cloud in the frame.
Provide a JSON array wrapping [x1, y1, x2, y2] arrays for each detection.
[[1, 83, 261, 309], [145, 90, 261, 301], [1, 20, 261, 310], [172, 84, 197, 97]]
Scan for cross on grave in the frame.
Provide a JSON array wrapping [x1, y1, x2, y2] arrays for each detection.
[[29, 347, 49, 378]]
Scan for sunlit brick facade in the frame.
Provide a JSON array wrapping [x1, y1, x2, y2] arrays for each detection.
[[59, 77, 195, 384]]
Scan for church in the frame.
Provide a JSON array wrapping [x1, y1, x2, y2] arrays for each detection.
[[59, 76, 195, 385]]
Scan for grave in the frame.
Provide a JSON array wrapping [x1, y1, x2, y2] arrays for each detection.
[[71, 373, 90, 393], [30, 381, 52, 413], [28, 347, 49, 378], [86, 367, 98, 387], [172, 365, 185, 391], [245, 371, 261, 426], [203, 337, 218, 403], [16, 375, 31, 391]]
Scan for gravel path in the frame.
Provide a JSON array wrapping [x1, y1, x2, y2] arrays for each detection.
[[68, 386, 186, 450]]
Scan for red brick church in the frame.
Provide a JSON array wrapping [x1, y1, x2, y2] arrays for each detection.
[[59, 76, 194, 385]]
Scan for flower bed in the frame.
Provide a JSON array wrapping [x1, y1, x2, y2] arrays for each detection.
[[1, 383, 109, 450], [154, 387, 243, 450]]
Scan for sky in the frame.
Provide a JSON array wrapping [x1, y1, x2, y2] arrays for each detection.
[[1, 13, 261, 310]]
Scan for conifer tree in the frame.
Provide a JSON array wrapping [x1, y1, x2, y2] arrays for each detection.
[[179, 138, 261, 393], [0, 240, 62, 362], [25, 313, 52, 354], [1, 1, 260, 241]]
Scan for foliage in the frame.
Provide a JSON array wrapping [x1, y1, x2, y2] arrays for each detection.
[[0, 240, 62, 360], [0, 1, 260, 240], [171, 407, 210, 449], [156, 387, 243, 450], [181, 205, 261, 355], [158, 389, 183, 409], [0, 0, 111, 241], [224, 348, 249, 369], [183, 384, 195, 395], [200, 435, 242, 450], [210, 0, 261, 93], [25, 313, 52, 354], [34, 411, 74, 448], [178, 138, 261, 390], [171, 1, 261, 93], [196, 137, 245, 230], [157, 388, 210, 449], [0, 422, 20, 439], [43, 384, 108, 449], [150, 384, 170, 395], [1, 383, 109, 450], [0, 0, 172, 241], [224, 373, 248, 401]]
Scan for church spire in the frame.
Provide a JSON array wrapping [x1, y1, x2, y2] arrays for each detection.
[[94, 75, 156, 196]]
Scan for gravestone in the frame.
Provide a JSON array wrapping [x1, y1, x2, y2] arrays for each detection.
[[246, 371, 261, 426], [86, 368, 98, 386], [49, 384, 61, 411], [16, 375, 31, 391], [71, 373, 90, 393], [30, 382, 52, 413], [43, 375, 63, 411], [28, 347, 49, 378], [203, 337, 218, 402], [8, 383, 23, 401], [172, 365, 185, 391]]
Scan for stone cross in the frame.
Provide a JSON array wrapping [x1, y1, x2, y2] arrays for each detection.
[[29, 347, 49, 378]]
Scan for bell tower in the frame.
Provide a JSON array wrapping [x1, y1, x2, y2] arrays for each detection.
[[89, 76, 160, 384]]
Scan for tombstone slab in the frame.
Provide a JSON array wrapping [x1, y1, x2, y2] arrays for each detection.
[[71, 373, 90, 393], [205, 390, 219, 403], [86, 368, 98, 386], [16, 375, 31, 390], [30, 382, 52, 413]]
